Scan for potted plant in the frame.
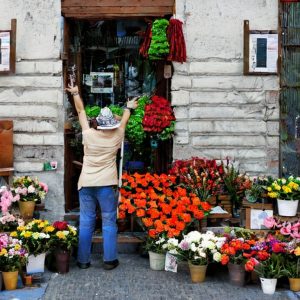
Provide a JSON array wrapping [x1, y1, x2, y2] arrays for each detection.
[[0, 185, 20, 214], [144, 234, 168, 271], [254, 253, 286, 295], [283, 241, 300, 292], [266, 176, 300, 216], [0, 233, 27, 290], [220, 237, 258, 286], [0, 212, 24, 232], [10, 219, 53, 274], [11, 176, 48, 219], [174, 231, 225, 283], [245, 176, 273, 203], [50, 221, 78, 274], [221, 161, 252, 217]]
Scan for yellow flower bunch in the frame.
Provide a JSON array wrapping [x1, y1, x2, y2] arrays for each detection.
[[267, 176, 300, 200], [13, 219, 52, 256]]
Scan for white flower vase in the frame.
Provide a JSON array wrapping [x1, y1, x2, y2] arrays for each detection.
[[148, 251, 165, 271], [277, 199, 299, 217], [26, 252, 46, 274], [260, 278, 277, 295]]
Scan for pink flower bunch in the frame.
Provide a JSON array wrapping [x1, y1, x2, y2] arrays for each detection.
[[0, 233, 28, 272], [0, 186, 20, 213], [0, 213, 24, 232], [264, 216, 300, 239], [11, 176, 48, 202]]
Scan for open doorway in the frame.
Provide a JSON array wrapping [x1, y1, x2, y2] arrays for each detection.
[[63, 18, 174, 212]]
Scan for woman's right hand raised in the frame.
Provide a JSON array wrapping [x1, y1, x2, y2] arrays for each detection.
[[65, 84, 79, 95]]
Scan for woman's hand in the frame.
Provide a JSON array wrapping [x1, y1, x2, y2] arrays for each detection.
[[65, 84, 79, 95], [126, 97, 139, 110]]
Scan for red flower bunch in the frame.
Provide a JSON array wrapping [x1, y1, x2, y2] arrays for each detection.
[[53, 221, 68, 231], [142, 95, 175, 133], [220, 238, 257, 268], [220, 235, 288, 272], [119, 172, 211, 239], [169, 157, 224, 201]]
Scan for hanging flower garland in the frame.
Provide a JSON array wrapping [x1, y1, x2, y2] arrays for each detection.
[[147, 19, 170, 60]]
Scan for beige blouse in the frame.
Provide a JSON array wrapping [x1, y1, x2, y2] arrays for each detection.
[[77, 127, 124, 190]]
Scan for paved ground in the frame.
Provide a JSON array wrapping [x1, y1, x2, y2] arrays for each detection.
[[39, 253, 300, 300]]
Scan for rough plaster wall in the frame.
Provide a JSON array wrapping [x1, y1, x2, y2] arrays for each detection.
[[172, 0, 280, 176], [0, 0, 64, 220]]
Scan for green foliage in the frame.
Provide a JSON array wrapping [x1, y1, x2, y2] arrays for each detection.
[[125, 95, 149, 147], [283, 257, 300, 278], [158, 120, 175, 141], [109, 104, 124, 117], [148, 19, 170, 60], [85, 105, 100, 118], [255, 253, 286, 279]]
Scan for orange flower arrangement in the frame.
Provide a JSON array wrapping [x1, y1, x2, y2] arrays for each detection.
[[119, 172, 211, 239]]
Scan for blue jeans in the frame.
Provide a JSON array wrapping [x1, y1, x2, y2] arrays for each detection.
[[77, 186, 118, 263]]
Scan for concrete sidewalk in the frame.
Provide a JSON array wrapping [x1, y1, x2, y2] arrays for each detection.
[[41, 254, 300, 300]]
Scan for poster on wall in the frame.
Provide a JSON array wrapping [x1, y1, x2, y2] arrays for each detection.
[[90, 72, 114, 93], [0, 31, 11, 72], [249, 34, 278, 73]]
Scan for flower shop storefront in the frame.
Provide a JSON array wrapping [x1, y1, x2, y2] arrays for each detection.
[[61, 0, 182, 211]]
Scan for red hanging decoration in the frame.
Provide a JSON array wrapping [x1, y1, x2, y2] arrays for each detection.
[[139, 22, 152, 58], [167, 18, 187, 63]]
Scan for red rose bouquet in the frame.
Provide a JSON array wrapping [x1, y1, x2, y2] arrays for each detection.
[[142, 95, 175, 138]]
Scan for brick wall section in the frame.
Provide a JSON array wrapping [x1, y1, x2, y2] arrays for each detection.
[[0, 0, 64, 220], [172, 0, 280, 176]]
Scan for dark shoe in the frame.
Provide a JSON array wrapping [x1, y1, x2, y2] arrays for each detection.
[[77, 262, 91, 269], [103, 259, 119, 270]]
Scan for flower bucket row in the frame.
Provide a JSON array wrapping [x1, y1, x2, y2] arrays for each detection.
[[0, 219, 78, 291], [145, 226, 300, 295]]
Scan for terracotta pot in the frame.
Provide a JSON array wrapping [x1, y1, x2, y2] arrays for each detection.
[[228, 263, 246, 286], [148, 251, 165, 271], [188, 262, 207, 283], [2, 270, 18, 290], [18, 200, 36, 219], [55, 249, 70, 274], [289, 278, 300, 292]]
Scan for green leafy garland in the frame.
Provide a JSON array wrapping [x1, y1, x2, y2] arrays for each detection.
[[148, 19, 170, 60]]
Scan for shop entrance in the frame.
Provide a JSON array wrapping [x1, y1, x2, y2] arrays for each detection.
[[63, 17, 174, 211]]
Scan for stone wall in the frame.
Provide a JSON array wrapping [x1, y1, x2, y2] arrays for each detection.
[[0, 1, 64, 220], [172, 0, 280, 176]]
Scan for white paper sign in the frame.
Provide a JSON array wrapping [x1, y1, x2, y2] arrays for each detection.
[[0, 31, 10, 72], [250, 209, 273, 230], [165, 252, 177, 273]]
